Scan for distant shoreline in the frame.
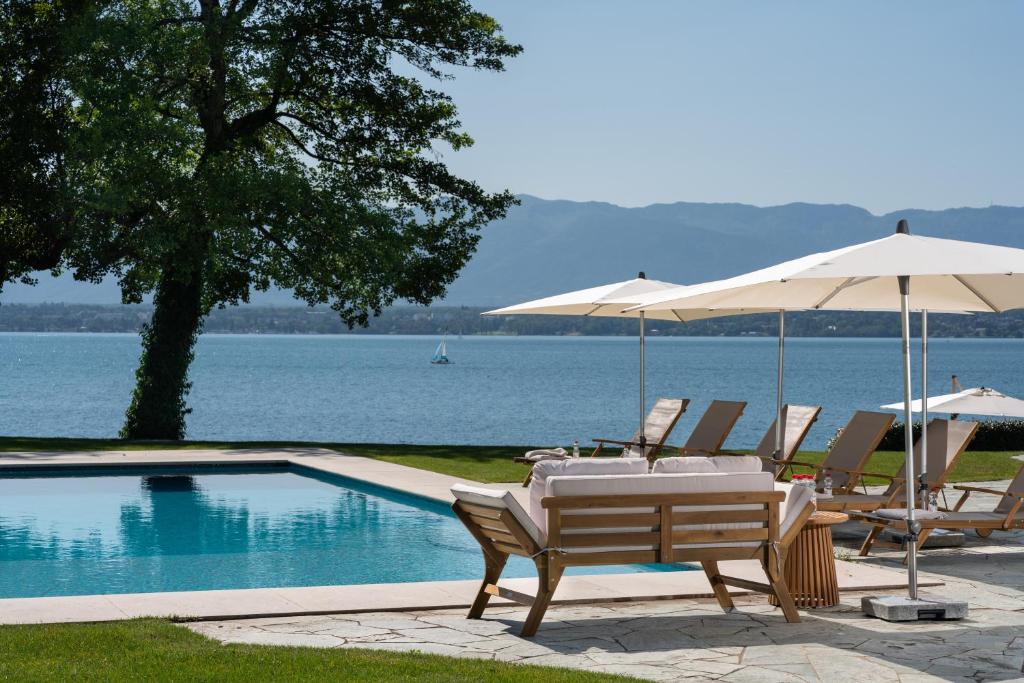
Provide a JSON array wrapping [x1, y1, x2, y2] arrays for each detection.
[[3, 302, 1024, 338]]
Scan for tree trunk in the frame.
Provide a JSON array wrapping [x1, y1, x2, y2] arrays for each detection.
[[121, 243, 208, 440]]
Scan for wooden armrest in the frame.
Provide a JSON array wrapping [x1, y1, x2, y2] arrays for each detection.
[[827, 465, 902, 482], [784, 459, 820, 470], [953, 484, 1020, 498], [592, 438, 635, 447], [678, 447, 716, 456]]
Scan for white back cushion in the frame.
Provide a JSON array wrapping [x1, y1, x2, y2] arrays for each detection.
[[528, 458, 648, 533], [451, 483, 545, 547], [652, 457, 717, 474], [652, 456, 763, 474]]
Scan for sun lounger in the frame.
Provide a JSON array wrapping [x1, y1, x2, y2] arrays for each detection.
[[678, 400, 747, 456], [853, 446, 1018, 558], [818, 418, 978, 515], [590, 397, 689, 460], [716, 404, 821, 478], [452, 463, 814, 636], [784, 410, 894, 494], [516, 398, 688, 486]]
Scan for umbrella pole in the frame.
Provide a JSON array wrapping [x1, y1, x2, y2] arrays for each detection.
[[899, 276, 919, 599], [639, 311, 647, 460], [774, 309, 785, 459], [920, 310, 929, 508]]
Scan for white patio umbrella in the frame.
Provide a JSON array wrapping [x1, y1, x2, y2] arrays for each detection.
[[484, 274, 771, 452], [882, 386, 1024, 418], [626, 220, 1024, 602]]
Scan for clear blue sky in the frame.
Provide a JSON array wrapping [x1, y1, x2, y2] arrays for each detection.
[[438, 1, 1024, 214]]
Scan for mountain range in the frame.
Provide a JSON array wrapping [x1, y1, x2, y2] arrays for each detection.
[[4, 196, 1024, 307]]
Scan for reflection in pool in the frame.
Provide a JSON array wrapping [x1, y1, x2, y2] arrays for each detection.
[[0, 464, 689, 598]]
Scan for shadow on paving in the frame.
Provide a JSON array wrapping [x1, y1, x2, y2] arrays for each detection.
[[482, 604, 1024, 681]]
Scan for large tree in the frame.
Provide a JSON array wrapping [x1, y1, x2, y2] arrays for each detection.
[[1, 0, 520, 439]]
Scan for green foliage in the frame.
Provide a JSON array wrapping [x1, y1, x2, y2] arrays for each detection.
[[1, 0, 520, 438], [878, 420, 1024, 452], [121, 246, 208, 439], [0, 619, 635, 682], [0, 0, 85, 287]]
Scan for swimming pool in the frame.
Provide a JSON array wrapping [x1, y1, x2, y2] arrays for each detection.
[[0, 464, 688, 598]]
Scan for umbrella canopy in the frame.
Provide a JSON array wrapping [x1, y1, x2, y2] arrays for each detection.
[[623, 231, 1024, 314], [626, 221, 1024, 604], [484, 276, 765, 322], [882, 386, 1024, 418]]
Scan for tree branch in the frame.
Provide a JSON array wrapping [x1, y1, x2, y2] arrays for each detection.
[[271, 120, 350, 166]]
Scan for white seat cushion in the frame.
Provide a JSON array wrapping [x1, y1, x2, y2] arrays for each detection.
[[451, 484, 545, 547], [874, 508, 947, 521], [653, 456, 763, 474], [529, 458, 648, 533]]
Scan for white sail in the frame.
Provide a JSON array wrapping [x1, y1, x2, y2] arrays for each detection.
[[432, 336, 449, 363]]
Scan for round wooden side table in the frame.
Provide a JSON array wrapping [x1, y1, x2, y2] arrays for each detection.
[[769, 510, 848, 609]]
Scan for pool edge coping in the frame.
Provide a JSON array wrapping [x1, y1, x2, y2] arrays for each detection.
[[0, 448, 940, 625]]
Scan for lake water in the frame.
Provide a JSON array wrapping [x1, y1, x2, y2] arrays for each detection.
[[1, 333, 1022, 450]]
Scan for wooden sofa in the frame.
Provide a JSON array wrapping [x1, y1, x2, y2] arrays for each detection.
[[452, 462, 815, 636]]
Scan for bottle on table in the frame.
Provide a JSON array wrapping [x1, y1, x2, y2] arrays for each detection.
[[572, 440, 580, 458], [822, 470, 833, 497]]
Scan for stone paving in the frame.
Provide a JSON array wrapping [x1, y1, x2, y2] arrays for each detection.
[[187, 481, 1024, 682]]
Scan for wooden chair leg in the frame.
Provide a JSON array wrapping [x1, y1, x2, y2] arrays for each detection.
[[520, 562, 563, 637], [701, 560, 735, 613], [762, 557, 800, 623], [468, 554, 508, 619], [521, 469, 533, 487], [859, 524, 885, 556]]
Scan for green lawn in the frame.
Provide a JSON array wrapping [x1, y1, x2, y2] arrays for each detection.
[[0, 436, 1019, 484], [0, 619, 635, 682]]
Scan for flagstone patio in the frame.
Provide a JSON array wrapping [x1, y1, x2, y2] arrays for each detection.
[[187, 482, 1024, 682]]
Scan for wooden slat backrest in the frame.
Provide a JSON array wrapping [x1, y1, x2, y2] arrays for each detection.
[[818, 410, 894, 490], [542, 490, 783, 565], [682, 400, 746, 454], [623, 398, 689, 458]]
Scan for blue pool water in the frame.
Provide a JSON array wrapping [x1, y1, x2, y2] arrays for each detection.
[[0, 464, 686, 598]]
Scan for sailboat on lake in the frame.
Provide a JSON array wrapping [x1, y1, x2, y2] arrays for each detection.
[[431, 335, 451, 365]]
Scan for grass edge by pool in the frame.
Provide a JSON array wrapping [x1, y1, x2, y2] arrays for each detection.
[[0, 618, 639, 682], [0, 435, 1019, 485]]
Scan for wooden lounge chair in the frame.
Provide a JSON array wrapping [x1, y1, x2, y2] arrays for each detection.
[[590, 397, 689, 461], [721, 404, 821, 479], [852, 462, 1024, 558], [678, 400, 747, 456], [452, 471, 814, 636], [517, 398, 688, 486], [818, 418, 978, 515], [785, 410, 894, 495]]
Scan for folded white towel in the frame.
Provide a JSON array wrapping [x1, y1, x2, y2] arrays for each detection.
[[874, 508, 946, 521], [522, 448, 568, 462]]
